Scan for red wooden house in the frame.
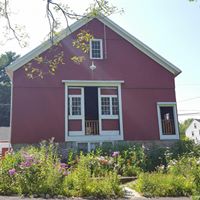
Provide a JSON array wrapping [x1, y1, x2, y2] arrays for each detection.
[[6, 14, 181, 150]]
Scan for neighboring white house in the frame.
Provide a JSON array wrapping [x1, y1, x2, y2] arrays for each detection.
[[185, 119, 200, 143], [0, 127, 11, 155]]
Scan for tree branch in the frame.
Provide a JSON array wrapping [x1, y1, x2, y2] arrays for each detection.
[[4, 0, 23, 47]]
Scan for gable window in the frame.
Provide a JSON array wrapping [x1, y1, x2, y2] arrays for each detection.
[[157, 102, 179, 140], [194, 123, 197, 129], [101, 96, 119, 118], [90, 39, 103, 59]]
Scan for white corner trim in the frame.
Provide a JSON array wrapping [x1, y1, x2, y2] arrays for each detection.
[[65, 84, 68, 141], [6, 14, 181, 77], [157, 102, 179, 140], [118, 84, 124, 139]]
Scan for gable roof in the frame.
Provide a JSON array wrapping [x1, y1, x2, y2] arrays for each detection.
[[6, 14, 181, 78]]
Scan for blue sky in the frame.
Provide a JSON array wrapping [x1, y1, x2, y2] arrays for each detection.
[[1, 0, 199, 121]]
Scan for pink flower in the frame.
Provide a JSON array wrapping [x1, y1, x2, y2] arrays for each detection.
[[112, 151, 119, 157], [19, 161, 32, 168], [9, 168, 16, 176], [97, 156, 109, 165], [60, 163, 67, 168], [63, 170, 70, 176], [23, 154, 34, 162]]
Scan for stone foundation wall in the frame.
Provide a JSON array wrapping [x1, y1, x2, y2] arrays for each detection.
[[11, 140, 178, 159]]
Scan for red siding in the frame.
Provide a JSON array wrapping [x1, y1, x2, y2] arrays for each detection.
[[101, 88, 117, 95], [68, 120, 82, 131], [11, 19, 176, 144], [102, 119, 119, 130], [68, 88, 81, 95]]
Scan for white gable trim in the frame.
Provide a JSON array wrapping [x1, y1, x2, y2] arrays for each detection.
[[6, 14, 181, 78]]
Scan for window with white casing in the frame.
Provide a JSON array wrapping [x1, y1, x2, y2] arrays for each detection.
[[101, 95, 119, 119], [157, 102, 179, 140], [68, 95, 82, 119], [90, 39, 103, 59]]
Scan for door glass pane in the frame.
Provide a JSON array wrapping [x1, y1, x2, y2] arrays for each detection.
[[72, 97, 81, 115], [112, 97, 119, 115], [160, 106, 175, 135], [101, 97, 110, 115]]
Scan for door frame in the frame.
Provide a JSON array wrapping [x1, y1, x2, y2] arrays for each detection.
[[63, 80, 124, 142]]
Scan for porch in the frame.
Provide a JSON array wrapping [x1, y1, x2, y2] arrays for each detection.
[[63, 80, 124, 142]]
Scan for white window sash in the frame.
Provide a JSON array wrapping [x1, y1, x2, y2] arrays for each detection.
[[90, 39, 103, 59], [100, 94, 119, 119], [68, 95, 82, 119]]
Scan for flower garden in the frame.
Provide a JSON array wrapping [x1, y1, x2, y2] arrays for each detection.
[[0, 139, 200, 199]]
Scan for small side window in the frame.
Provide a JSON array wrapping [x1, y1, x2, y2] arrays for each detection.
[[160, 106, 175, 135], [192, 131, 194, 137], [90, 39, 103, 59], [157, 103, 179, 140], [194, 123, 197, 129]]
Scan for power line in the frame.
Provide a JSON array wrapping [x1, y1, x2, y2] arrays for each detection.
[[179, 96, 200, 102], [178, 112, 200, 116]]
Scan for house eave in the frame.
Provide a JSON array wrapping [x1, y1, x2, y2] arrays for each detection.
[[6, 16, 94, 73], [5, 68, 13, 81]]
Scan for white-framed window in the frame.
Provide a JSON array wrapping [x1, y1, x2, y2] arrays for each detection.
[[100, 95, 119, 118], [192, 131, 194, 137], [157, 102, 179, 140], [68, 95, 83, 119], [90, 39, 103, 59]]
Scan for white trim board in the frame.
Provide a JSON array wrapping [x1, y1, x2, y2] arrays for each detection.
[[6, 14, 181, 79]]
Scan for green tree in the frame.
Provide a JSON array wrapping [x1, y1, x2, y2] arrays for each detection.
[[179, 118, 193, 139], [0, 51, 20, 126], [0, 51, 20, 86]]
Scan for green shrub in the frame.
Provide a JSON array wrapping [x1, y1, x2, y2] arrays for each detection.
[[0, 144, 123, 198], [169, 139, 200, 159], [132, 172, 193, 197], [167, 156, 197, 179], [144, 145, 167, 172], [0, 140, 67, 197], [97, 144, 146, 176], [64, 154, 123, 198], [0, 151, 22, 194]]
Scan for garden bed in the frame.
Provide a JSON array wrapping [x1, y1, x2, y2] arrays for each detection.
[[0, 139, 199, 199]]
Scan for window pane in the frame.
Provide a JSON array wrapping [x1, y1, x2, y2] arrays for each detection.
[[91, 40, 101, 58], [160, 106, 175, 135], [101, 97, 110, 115], [72, 97, 81, 115], [112, 97, 119, 115]]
